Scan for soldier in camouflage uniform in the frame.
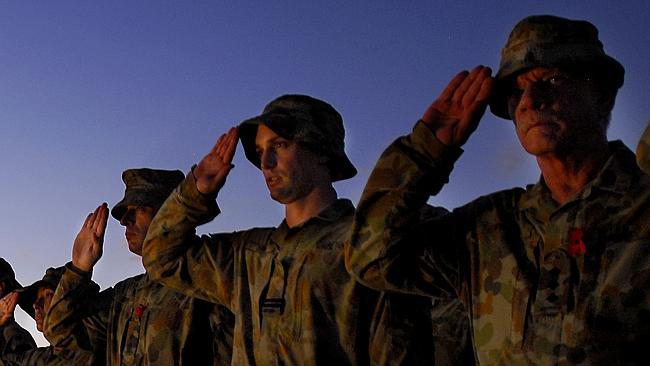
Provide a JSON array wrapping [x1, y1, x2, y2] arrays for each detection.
[[636, 124, 650, 174], [0, 258, 37, 365], [141, 94, 442, 365], [346, 15, 650, 365], [44, 169, 234, 365], [0, 267, 95, 365]]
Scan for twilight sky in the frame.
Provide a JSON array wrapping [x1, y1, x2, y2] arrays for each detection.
[[1, 1, 648, 345]]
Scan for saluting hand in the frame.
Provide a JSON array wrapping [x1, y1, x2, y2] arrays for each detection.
[[422, 65, 494, 147], [72, 203, 109, 272], [0, 292, 18, 327], [194, 127, 239, 195]]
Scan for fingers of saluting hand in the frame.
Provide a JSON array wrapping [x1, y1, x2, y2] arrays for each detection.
[[0, 292, 18, 312], [443, 66, 490, 106], [438, 70, 470, 102], [214, 127, 238, 165], [460, 66, 492, 107], [91, 203, 109, 237]]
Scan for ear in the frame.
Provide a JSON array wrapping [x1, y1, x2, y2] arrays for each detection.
[[0, 281, 5, 297]]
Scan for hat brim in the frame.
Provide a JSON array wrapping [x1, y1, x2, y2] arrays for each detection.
[[111, 191, 169, 220], [14, 282, 42, 319]]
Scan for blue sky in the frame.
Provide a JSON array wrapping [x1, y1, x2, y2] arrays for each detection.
[[1, 1, 648, 345]]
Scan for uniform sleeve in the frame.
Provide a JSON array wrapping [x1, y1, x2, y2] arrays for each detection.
[[142, 170, 238, 309], [345, 120, 467, 298], [0, 321, 36, 366], [0, 345, 95, 366], [43, 264, 110, 364]]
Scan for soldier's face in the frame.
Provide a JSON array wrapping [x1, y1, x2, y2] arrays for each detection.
[[507, 67, 605, 157], [255, 124, 326, 204], [119, 205, 156, 256], [33, 286, 54, 332]]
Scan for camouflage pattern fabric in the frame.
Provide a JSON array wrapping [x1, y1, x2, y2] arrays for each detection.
[[142, 172, 437, 365], [45, 265, 234, 365], [0, 344, 95, 366], [0, 320, 36, 366], [636, 123, 650, 175], [347, 120, 650, 365]]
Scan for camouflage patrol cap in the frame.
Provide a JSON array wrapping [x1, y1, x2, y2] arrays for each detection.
[[16, 266, 65, 316], [111, 168, 185, 220], [238, 94, 357, 182], [490, 15, 625, 119]]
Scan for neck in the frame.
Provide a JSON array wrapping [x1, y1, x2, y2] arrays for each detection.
[[285, 185, 337, 228], [537, 142, 610, 204]]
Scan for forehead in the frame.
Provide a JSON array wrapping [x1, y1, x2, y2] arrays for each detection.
[[515, 66, 563, 84], [255, 124, 288, 146], [124, 205, 155, 213], [36, 286, 55, 296]]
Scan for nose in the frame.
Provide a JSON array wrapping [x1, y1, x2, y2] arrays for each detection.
[[260, 149, 277, 170], [517, 83, 549, 113], [120, 208, 135, 227]]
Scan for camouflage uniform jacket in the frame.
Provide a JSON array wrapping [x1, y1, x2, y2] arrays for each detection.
[[45, 265, 234, 366], [142, 172, 437, 365], [347, 120, 650, 365], [0, 320, 35, 366]]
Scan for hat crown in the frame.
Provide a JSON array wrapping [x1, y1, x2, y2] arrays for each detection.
[[262, 94, 345, 146], [39, 267, 65, 288]]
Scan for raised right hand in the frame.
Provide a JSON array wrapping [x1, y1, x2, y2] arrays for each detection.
[[72, 203, 109, 272], [422, 65, 494, 147], [194, 127, 239, 195], [0, 292, 18, 326]]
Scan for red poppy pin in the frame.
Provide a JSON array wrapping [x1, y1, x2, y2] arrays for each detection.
[[135, 304, 146, 318], [568, 228, 586, 257]]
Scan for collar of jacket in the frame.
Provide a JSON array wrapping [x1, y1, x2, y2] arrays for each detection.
[[518, 140, 634, 214]]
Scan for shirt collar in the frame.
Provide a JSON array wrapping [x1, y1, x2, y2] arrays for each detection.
[[273, 198, 354, 240]]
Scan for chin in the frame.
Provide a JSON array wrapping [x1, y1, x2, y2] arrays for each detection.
[[127, 243, 143, 256]]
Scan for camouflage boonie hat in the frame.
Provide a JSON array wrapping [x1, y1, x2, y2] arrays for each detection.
[[238, 94, 357, 182], [637, 124, 650, 175], [111, 168, 185, 220], [490, 15, 625, 119], [16, 266, 65, 317]]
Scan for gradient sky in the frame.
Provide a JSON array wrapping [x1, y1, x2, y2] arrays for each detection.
[[1, 1, 648, 346]]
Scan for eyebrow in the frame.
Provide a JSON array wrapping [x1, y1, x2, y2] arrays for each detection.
[[255, 136, 289, 150]]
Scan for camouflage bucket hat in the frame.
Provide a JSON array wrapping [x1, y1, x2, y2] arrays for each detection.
[[16, 266, 65, 317], [111, 168, 185, 220], [238, 94, 357, 182], [490, 15, 625, 120]]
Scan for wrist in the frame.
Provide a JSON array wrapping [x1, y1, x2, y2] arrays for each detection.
[[70, 260, 92, 274]]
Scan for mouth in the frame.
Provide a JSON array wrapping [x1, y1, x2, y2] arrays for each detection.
[[265, 175, 281, 187], [525, 121, 556, 134]]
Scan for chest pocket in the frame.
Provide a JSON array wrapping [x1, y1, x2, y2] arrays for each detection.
[[112, 288, 193, 365]]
